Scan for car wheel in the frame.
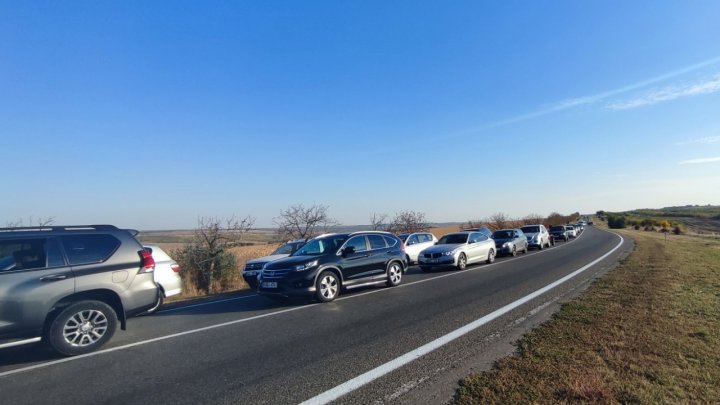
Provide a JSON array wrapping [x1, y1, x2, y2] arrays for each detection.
[[315, 271, 340, 302], [47, 300, 118, 356], [386, 261, 403, 287], [144, 288, 164, 315], [486, 249, 495, 264], [457, 253, 467, 270], [510, 246, 517, 257]]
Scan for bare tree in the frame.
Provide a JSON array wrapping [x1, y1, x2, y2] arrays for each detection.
[[488, 212, 510, 231], [4, 216, 55, 227], [387, 210, 428, 234], [369, 213, 388, 231], [274, 204, 337, 240], [178, 215, 255, 293]]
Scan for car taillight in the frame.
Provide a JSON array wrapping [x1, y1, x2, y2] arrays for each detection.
[[139, 249, 155, 273], [170, 264, 180, 273]]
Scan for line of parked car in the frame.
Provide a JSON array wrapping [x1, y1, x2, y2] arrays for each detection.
[[243, 221, 588, 303], [0, 220, 588, 357]]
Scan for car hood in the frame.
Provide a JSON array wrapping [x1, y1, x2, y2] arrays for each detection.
[[493, 237, 513, 244], [263, 255, 321, 270], [246, 254, 289, 265], [421, 244, 464, 254]]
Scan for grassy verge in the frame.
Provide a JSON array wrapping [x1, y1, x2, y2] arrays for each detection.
[[455, 228, 720, 403]]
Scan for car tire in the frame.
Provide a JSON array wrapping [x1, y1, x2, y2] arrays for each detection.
[[144, 289, 164, 315], [510, 246, 517, 257], [47, 300, 118, 356], [386, 261, 403, 287], [315, 271, 340, 302], [486, 249, 495, 264], [457, 253, 467, 270]]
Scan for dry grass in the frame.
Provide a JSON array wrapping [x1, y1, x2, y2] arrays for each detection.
[[167, 243, 279, 301], [455, 226, 720, 403]]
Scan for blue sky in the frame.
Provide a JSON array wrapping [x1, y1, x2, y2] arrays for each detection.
[[2, 1, 720, 229]]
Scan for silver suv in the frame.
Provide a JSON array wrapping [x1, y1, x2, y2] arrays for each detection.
[[0, 225, 158, 355]]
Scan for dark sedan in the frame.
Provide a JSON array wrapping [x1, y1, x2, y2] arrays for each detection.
[[549, 225, 570, 241], [491, 228, 528, 257]]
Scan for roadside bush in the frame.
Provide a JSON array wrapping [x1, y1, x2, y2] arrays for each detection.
[[174, 245, 238, 294], [607, 215, 626, 229], [672, 226, 683, 235]]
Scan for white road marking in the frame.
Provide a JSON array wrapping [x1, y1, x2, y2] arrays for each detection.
[[0, 228, 591, 378], [299, 232, 623, 405]]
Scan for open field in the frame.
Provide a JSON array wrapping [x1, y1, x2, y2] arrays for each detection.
[[455, 225, 720, 403]]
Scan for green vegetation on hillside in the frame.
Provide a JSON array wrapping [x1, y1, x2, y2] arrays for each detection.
[[627, 205, 720, 219]]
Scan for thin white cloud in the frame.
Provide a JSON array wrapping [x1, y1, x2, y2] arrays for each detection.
[[455, 56, 720, 135], [678, 156, 720, 165], [675, 135, 720, 145], [608, 75, 720, 110]]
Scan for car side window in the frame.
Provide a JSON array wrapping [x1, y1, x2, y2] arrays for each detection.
[[382, 235, 398, 247], [468, 233, 479, 243], [407, 235, 419, 245], [368, 235, 387, 250], [62, 234, 120, 266], [0, 237, 65, 272], [421, 234, 432, 242], [477, 234, 488, 242], [344, 236, 368, 253]]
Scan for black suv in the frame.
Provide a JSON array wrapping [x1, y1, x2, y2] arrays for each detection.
[[0, 225, 159, 355], [257, 231, 406, 302]]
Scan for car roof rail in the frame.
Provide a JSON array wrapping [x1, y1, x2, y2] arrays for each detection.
[[0, 224, 120, 233]]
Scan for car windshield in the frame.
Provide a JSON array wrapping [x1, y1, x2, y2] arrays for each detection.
[[492, 230, 514, 239], [551, 226, 566, 231], [292, 236, 346, 256], [437, 234, 469, 244], [521, 226, 539, 233], [272, 242, 301, 255], [397, 234, 409, 242]]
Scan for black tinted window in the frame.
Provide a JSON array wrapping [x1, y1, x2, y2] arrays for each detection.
[[0, 238, 65, 271], [368, 235, 387, 249], [345, 236, 368, 253], [383, 236, 398, 247], [407, 235, 419, 245], [62, 234, 120, 265]]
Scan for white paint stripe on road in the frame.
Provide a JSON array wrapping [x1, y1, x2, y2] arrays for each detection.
[[0, 227, 591, 378], [299, 232, 624, 405], [0, 303, 317, 379]]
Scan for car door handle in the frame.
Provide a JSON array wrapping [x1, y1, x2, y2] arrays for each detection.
[[40, 274, 68, 282]]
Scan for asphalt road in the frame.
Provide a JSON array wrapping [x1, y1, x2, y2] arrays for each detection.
[[0, 226, 631, 405]]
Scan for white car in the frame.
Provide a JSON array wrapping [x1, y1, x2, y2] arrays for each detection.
[[417, 231, 495, 271], [398, 232, 438, 265], [144, 245, 183, 314], [564, 225, 577, 238]]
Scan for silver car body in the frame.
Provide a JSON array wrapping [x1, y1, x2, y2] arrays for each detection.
[[417, 231, 494, 269], [520, 224, 550, 249], [144, 245, 182, 298], [398, 232, 438, 264]]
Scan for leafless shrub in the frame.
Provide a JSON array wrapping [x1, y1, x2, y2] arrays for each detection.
[[369, 213, 388, 231], [274, 204, 338, 240], [387, 210, 428, 234], [4, 216, 56, 227]]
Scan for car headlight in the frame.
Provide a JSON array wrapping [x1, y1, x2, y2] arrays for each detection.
[[442, 250, 457, 256], [244, 270, 256, 276], [502, 242, 510, 248], [292, 259, 319, 271]]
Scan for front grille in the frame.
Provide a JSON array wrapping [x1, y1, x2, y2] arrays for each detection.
[[262, 269, 292, 278], [424, 253, 442, 259]]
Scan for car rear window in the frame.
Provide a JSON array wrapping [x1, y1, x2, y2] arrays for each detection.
[[62, 234, 120, 265], [383, 235, 398, 247]]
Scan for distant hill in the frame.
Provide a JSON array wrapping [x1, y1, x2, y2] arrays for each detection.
[[625, 205, 720, 220]]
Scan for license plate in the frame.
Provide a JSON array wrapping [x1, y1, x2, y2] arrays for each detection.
[[430, 259, 438, 263], [261, 281, 277, 288]]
